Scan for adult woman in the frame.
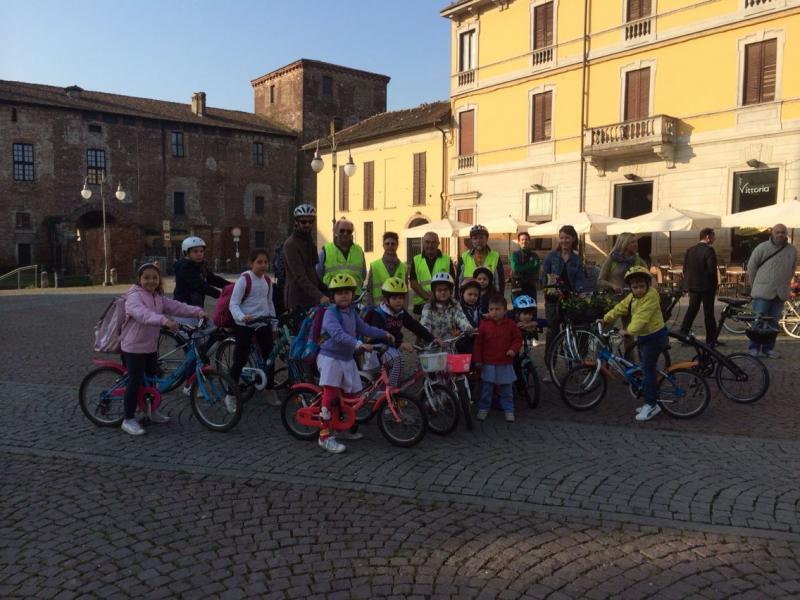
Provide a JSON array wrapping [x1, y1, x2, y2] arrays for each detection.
[[598, 233, 646, 293], [539, 225, 585, 360]]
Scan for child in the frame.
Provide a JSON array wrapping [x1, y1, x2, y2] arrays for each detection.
[[317, 273, 394, 453], [364, 277, 434, 387], [512, 295, 539, 340], [457, 278, 481, 354], [224, 248, 278, 412], [420, 272, 474, 342], [121, 263, 205, 436], [473, 294, 523, 422], [601, 266, 667, 422], [473, 266, 494, 314]]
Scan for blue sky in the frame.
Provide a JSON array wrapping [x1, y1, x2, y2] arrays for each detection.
[[0, 0, 452, 112]]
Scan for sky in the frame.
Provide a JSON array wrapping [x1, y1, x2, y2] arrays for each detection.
[[0, 0, 452, 113]]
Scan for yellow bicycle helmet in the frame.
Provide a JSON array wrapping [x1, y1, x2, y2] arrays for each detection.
[[624, 265, 652, 284], [328, 273, 358, 291], [381, 276, 408, 296]]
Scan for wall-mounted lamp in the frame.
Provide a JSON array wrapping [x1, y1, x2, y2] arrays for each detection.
[[746, 159, 762, 168], [530, 183, 546, 191], [623, 173, 639, 181]]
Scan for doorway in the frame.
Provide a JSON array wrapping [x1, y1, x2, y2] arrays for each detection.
[[614, 181, 653, 263], [17, 243, 32, 266]]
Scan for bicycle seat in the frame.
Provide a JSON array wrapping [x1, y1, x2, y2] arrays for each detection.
[[718, 297, 749, 307]]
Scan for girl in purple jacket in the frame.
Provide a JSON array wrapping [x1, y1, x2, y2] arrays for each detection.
[[120, 263, 205, 436]]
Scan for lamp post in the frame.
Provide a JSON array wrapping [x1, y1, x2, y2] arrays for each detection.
[[81, 175, 126, 285], [231, 227, 242, 269], [310, 120, 356, 229]]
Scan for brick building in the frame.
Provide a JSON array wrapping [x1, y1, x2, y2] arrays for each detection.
[[1, 59, 389, 281]]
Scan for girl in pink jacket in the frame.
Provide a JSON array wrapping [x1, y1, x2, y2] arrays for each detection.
[[121, 263, 205, 436]]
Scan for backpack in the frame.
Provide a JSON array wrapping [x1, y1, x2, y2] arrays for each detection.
[[94, 295, 128, 353], [290, 305, 345, 365], [212, 272, 253, 328]]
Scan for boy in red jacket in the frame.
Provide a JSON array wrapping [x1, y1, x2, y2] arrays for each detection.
[[473, 294, 523, 422]]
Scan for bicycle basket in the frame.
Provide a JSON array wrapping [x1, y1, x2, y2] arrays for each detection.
[[447, 354, 472, 374], [419, 352, 448, 373]]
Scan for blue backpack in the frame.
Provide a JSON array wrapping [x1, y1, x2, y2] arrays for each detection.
[[288, 305, 345, 365]]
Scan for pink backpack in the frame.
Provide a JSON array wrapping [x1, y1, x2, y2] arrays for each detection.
[[94, 295, 128, 353], [212, 273, 254, 328]]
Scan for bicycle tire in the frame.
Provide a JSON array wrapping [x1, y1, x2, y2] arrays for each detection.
[[781, 300, 800, 339], [715, 352, 769, 404], [190, 368, 242, 431], [424, 383, 459, 435], [521, 361, 540, 409], [657, 368, 709, 419], [455, 377, 474, 431], [214, 339, 257, 402], [547, 328, 603, 389], [355, 372, 376, 424], [560, 364, 606, 411], [377, 393, 427, 447], [281, 389, 321, 441], [78, 367, 127, 427], [156, 329, 189, 392], [722, 305, 754, 334]]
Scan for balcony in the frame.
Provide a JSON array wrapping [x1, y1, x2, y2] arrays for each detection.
[[625, 16, 653, 42], [584, 115, 677, 175], [532, 46, 554, 68], [457, 69, 476, 88], [457, 154, 476, 172]]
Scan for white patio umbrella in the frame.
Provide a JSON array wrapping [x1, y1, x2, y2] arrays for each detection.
[[720, 200, 800, 229], [402, 217, 473, 238], [527, 212, 623, 236], [457, 215, 529, 256]]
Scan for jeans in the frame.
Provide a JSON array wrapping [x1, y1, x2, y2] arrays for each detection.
[[121, 352, 158, 420], [680, 291, 717, 344], [479, 382, 513, 413], [638, 330, 668, 407], [749, 297, 784, 353]]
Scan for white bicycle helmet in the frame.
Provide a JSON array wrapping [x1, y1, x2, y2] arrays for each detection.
[[293, 204, 316, 218], [181, 236, 206, 254], [430, 272, 455, 288]]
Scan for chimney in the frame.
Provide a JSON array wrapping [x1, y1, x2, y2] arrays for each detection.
[[64, 85, 83, 98], [191, 92, 206, 117]]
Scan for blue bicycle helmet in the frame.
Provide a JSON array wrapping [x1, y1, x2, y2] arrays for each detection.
[[513, 295, 537, 310]]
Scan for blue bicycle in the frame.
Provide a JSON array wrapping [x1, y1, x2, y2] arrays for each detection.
[[79, 319, 243, 431]]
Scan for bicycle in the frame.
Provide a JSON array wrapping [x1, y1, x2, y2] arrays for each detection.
[[79, 319, 243, 431], [514, 335, 541, 409], [280, 345, 428, 447], [560, 322, 710, 418]]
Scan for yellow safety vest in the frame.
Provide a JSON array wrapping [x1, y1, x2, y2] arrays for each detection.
[[369, 258, 408, 302], [322, 242, 365, 289], [412, 253, 452, 305], [461, 249, 500, 279]]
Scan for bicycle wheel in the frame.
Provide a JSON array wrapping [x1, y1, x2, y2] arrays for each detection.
[[560, 364, 606, 411], [423, 383, 459, 435], [190, 368, 242, 431], [455, 377, 473, 431], [657, 368, 709, 418], [281, 389, 321, 440], [214, 339, 257, 402], [157, 329, 189, 391], [355, 372, 376, 424], [723, 306, 754, 334], [548, 328, 602, 389], [781, 300, 800, 339], [78, 367, 127, 427], [521, 361, 540, 409], [715, 352, 769, 404], [377, 393, 427, 447]]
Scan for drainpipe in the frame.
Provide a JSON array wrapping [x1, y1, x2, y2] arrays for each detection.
[[579, 0, 589, 213], [435, 120, 449, 219]]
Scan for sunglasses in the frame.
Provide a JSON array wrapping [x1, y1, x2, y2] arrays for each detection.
[[298, 219, 314, 225], [338, 229, 353, 234]]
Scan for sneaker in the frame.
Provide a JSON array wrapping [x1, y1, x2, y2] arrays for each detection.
[[121, 419, 145, 436], [318, 436, 346, 453], [181, 384, 192, 396], [542, 374, 552, 383], [336, 429, 364, 440], [223, 394, 238, 415], [266, 392, 283, 407], [635, 404, 661, 422], [764, 350, 780, 359], [504, 412, 515, 423], [319, 406, 331, 421], [476, 409, 488, 421], [149, 410, 170, 424], [748, 348, 761, 357]]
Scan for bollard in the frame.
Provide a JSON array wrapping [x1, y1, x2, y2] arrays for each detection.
[[54, 271, 59, 288], [40, 272, 49, 288], [110, 268, 117, 285]]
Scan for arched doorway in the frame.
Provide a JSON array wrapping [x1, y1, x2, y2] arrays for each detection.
[[406, 217, 429, 261]]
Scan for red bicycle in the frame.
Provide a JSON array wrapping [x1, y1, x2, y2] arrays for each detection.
[[280, 345, 428, 447]]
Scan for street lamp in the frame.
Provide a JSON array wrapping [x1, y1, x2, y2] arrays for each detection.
[[231, 227, 242, 268], [309, 121, 356, 228], [80, 176, 126, 285]]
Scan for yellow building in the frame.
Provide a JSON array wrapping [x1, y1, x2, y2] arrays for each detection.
[[441, 0, 800, 263], [305, 101, 451, 263]]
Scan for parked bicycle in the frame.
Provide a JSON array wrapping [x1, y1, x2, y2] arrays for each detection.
[[79, 319, 243, 431]]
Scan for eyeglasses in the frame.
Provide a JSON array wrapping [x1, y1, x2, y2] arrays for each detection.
[[338, 229, 353, 234]]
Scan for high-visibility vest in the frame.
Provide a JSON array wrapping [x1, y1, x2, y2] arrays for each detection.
[[461, 249, 500, 287], [412, 253, 452, 305], [322, 242, 365, 289], [369, 258, 408, 302]]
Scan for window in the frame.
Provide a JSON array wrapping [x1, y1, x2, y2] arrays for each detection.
[[13, 143, 34, 181], [322, 76, 333, 98], [459, 110, 475, 156], [254, 195, 265, 215], [363, 161, 374, 210], [624, 67, 650, 120], [11, 108, 17, 122], [626, 0, 652, 21], [269, 85, 276, 104], [533, 2, 554, 49], [171, 132, 184, 157], [525, 191, 554, 250], [86, 149, 106, 184], [17, 243, 32, 266], [15, 212, 32, 229], [173, 192, 185, 215], [364, 222, 374, 253], [459, 30, 476, 72], [413, 152, 426, 206], [253, 142, 264, 166], [531, 91, 553, 142], [88, 124, 102, 133], [255, 230, 266, 248], [743, 39, 777, 105], [338, 166, 349, 211]]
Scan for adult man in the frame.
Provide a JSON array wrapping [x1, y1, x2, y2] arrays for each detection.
[[510, 232, 540, 300], [409, 231, 455, 315], [173, 236, 229, 309], [317, 218, 366, 293], [457, 224, 505, 294], [679, 228, 718, 345], [746, 223, 797, 358], [365, 231, 407, 305], [282, 204, 329, 325]]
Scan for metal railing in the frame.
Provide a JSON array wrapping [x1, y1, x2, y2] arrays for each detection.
[[0, 264, 39, 290]]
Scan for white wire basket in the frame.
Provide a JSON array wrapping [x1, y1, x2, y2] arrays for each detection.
[[419, 352, 448, 373]]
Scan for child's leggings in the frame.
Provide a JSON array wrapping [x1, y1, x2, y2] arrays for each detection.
[[121, 352, 158, 420], [382, 347, 403, 387], [320, 385, 359, 439]]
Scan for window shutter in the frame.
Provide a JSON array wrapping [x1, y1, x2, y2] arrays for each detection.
[[459, 110, 475, 156], [744, 42, 762, 105], [533, 2, 553, 49], [761, 38, 777, 102], [338, 166, 349, 211], [363, 161, 374, 210], [625, 68, 649, 120], [627, 0, 650, 21], [413, 152, 426, 206], [543, 91, 552, 139], [544, 2, 553, 47]]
